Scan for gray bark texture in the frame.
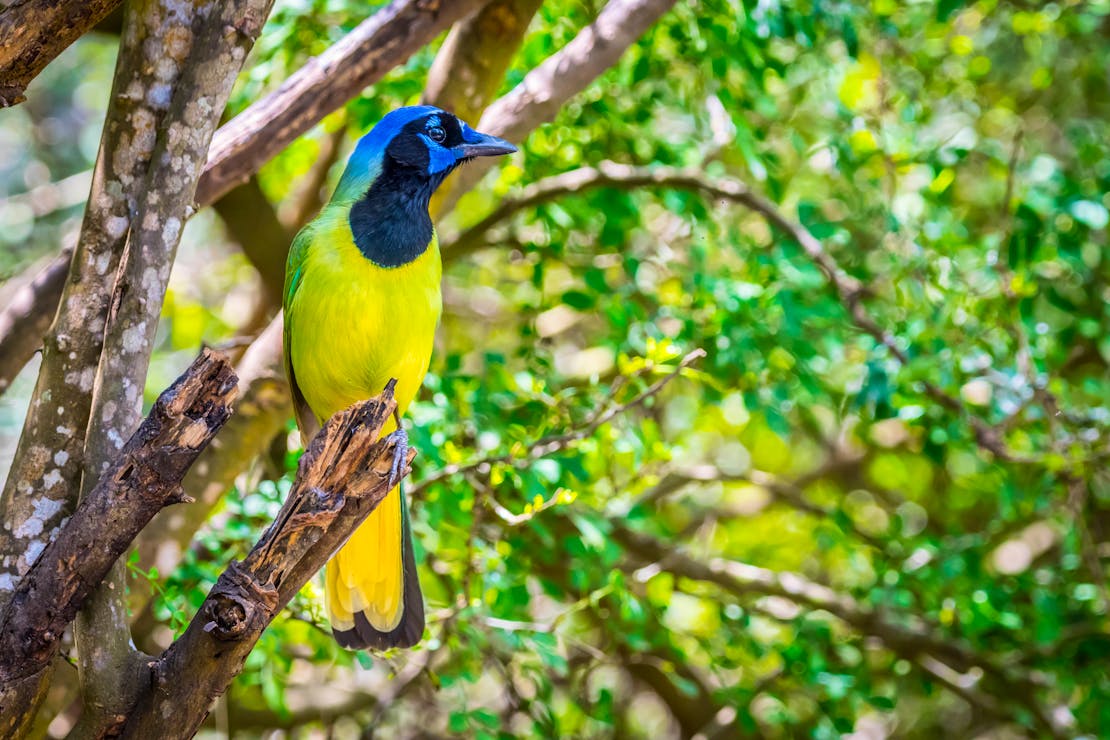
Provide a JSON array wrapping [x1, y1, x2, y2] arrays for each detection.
[[0, 350, 237, 739], [66, 0, 275, 734], [0, 0, 193, 607]]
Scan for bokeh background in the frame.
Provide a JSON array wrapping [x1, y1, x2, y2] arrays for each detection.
[[2, 0, 1109, 737]]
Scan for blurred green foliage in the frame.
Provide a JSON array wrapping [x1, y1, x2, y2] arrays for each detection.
[[3, 0, 1110, 737]]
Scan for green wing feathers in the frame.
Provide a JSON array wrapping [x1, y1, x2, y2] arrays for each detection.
[[282, 225, 321, 440]]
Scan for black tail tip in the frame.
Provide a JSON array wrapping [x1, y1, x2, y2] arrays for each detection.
[[333, 607, 425, 651]]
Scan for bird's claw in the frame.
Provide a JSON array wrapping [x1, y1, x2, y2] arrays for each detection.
[[386, 427, 408, 488]]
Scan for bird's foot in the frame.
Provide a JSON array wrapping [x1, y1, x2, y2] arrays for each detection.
[[386, 426, 409, 488]]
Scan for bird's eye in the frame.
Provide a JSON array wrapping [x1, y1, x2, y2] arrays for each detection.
[[427, 126, 446, 143]]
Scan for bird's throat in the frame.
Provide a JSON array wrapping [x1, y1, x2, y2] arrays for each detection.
[[349, 172, 436, 269]]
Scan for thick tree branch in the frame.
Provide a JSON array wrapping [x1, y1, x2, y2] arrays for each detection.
[[71, 0, 274, 732], [439, 0, 678, 215], [118, 385, 412, 738], [0, 350, 237, 738], [0, 0, 123, 106], [0, 0, 196, 606], [0, 250, 69, 394], [194, 0, 488, 207]]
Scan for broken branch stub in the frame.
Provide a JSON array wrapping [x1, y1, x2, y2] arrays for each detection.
[[0, 349, 237, 735], [119, 381, 414, 739]]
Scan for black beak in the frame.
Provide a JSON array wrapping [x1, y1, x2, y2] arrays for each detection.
[[457, 130, 517, 158]]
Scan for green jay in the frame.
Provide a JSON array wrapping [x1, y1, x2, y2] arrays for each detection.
[[283, 106, 515, 649]]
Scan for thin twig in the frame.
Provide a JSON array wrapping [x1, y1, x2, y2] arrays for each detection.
[[413, 349, 705, 495]]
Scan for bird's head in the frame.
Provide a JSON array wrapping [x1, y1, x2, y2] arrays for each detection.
[[334, 105, 517, 203]]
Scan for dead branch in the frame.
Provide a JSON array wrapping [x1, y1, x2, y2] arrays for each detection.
[[439, 0, 678, 214], [194, 0, 488, 207], [0, 0, 122, 106], [0, 350, 237, 738], [118, 384, 412, 739], [129, 318, 291, 626]]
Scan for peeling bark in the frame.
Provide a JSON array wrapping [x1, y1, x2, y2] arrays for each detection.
[[129, 319, 291, 626], [0, 350, 237, 739], [119, 386, 410, 738]]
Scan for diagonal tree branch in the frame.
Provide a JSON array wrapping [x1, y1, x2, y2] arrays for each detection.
[[118, 385, 411, 739], [194, 0, 488, 207], [438, 0, 679, 215], [0, 0, 123, 107], [413, 348, 705, 496], [129, 318, 290, 626], [0, 350, 237, 739], [0, 250, 70, 395]]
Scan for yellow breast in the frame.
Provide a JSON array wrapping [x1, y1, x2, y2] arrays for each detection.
[[287, 210, 442, 422]]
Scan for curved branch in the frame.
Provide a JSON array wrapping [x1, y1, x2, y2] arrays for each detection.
[[443, 160, 1019, 462], [0, 250, 69, 394]]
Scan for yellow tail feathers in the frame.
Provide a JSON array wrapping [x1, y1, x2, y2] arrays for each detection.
[[326, 485, 424, 650]]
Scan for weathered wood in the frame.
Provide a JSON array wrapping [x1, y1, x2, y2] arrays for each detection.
[[119, 383, 412, 738], [0, 0, 122, 106], [0, 350, 237, 738]]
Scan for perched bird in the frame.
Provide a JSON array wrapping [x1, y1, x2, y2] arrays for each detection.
[[283, 106, 516, 649]]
